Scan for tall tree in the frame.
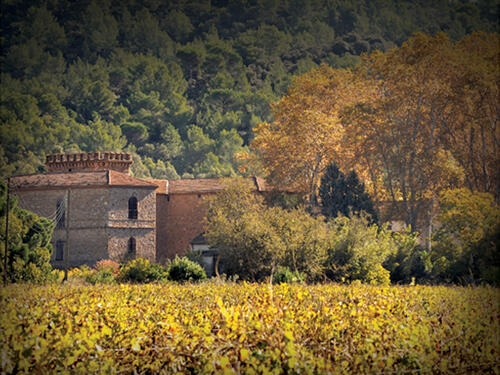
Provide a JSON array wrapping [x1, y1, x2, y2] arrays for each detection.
[[251, 65, 357, 203], [345, 32, 489, 230], [319, 162, 378, 223], [441, 32, 500, 199], [0, 181, 56, 283]]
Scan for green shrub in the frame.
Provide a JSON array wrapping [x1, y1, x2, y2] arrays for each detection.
[[167, 257, 206, 282], [325, 214, 397, 284], [86, 268, 115, 285], [1, 181, 57, 284], [118, 258, 167, 283], [272, 266, 304, 284], [365, 265, 391, 285]]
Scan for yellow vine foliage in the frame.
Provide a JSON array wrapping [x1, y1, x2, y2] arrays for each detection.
[[1, 283, 498, 374]]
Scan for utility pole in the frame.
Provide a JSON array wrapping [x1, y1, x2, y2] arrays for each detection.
[[63, 189, 70, 282], [3, 178, 10, 286]]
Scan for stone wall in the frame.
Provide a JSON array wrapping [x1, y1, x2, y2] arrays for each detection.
[[107, 187, 156, 263], [156, 192, 212, 263], [46, 152, 132, 174], [108, 187, 156, 221], [14, 188, 69, 220], [14, 187, 110, 267], [156, 194, 169, 263], [107, 228, 155, 262], [14, 185, 157, 267], [58, 229, 109, 268]]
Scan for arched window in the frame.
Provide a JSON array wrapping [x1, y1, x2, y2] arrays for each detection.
[[128, 237, 136, 258], [128, 197, 138, 219], [56, 199, 65, 229], [55, 240, 65, 261]]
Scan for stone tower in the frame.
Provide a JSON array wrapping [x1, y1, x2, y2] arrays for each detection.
[[45, 151, 133, 174]]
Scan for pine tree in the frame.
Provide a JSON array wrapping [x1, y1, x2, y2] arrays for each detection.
[[319, 162, 378, 223]]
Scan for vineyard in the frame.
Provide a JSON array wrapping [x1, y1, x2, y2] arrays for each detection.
[[1, 283, 499, 374]]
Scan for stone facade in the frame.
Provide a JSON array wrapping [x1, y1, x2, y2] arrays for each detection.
[[46, 152, 132, 174], [13, 185, 157, 268], [107, 187, 156, 263], [14, 187, 108, 267], [11, 153, 158, 268], [10, 152, 271, 269]]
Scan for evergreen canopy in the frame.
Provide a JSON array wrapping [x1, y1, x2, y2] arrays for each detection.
[[319, 162, 378, 223]]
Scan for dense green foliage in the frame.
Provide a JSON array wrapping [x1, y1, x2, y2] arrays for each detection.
[[85, 267, 116, 285], [204, 181, 500, 285], [1, 283, 498, 373], [205, 179, 330, 281], [117, 257, 167, 283], [319, 162, 378, 223], [80, 257, 206, 284], [167, 256, 207, 282], [430, 188, 500, 284], [0, 181, 56, 283], [84, 259, 120, 284], [272, 266, 304, 284], [1, 0, 497, 179], [205, 179, 416, 284], [324, 214, 395, 285]]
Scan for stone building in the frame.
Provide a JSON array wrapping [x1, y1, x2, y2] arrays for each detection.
[[10, 152, 270, 271]]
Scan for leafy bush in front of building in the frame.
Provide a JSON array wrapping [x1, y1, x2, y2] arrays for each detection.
[[86, 268, 116, 285], [1, 181, 57, 284], [325, 214, 396, 284], [205, 179, 328, 282], [95, 259, 120, 275], [167, 256, 206, 282], [430, 188, 500, 284], [365, 264, 391, 286], [272, 266, 304, 284], [118, 258, 167, 283]]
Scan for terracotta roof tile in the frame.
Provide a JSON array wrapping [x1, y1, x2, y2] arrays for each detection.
[[168, 178, 230, 194], [167, 177, 273, 194], [11, 170, 158, 190], [10, 171, 276, 194], [148, 178, 169, 194], [108, 170, 158, 187]]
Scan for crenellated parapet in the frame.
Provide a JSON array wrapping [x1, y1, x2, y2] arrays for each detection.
[[46, 152, 133, 174]]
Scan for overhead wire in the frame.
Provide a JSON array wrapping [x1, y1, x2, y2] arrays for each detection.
[[9, 192, 68, 234]]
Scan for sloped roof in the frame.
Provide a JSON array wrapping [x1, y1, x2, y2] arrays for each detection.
[[190, 232, 207, 244], [168, 178, 229, 194], [166, 177, 272, 194], [107, 170, 158, 187], [10, 170, 158, 190], [148, 178, 169, 194], [10, 172, 278, 194]]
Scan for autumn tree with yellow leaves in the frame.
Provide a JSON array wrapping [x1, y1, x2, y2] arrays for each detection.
[[250, 32, 499, 232], [250, 66, 360, 204]]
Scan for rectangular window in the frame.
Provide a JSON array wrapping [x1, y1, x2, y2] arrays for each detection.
[[128, 197, 138, 219], [55, 240, 65, 261]]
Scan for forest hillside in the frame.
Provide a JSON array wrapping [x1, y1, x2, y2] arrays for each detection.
[[1, 0, 498, 179]]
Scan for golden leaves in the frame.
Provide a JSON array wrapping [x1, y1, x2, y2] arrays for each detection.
[[251, 32, 500, 209], [0, 283, 499, 374]]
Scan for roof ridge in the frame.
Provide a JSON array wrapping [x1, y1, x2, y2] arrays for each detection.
[[9, 170, 110, 178], [11, 169, 158, 189]]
